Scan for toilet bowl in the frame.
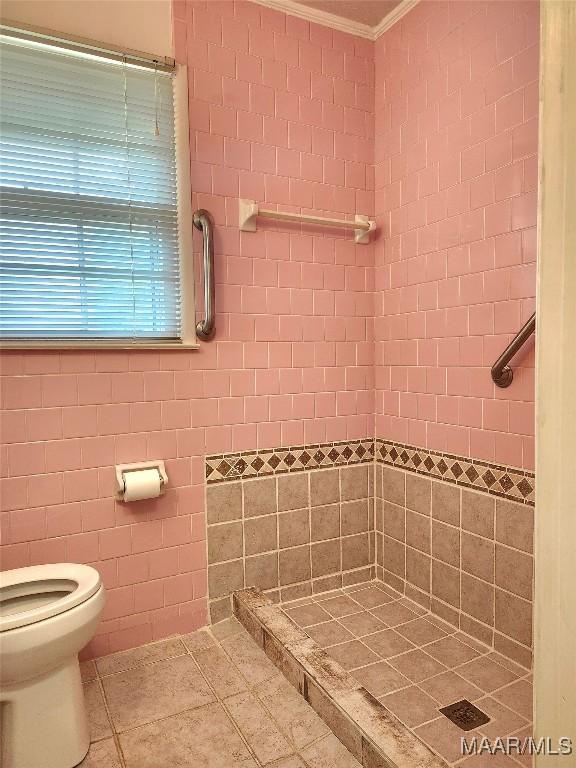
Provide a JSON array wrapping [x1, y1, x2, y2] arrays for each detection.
[[0, 564, 105, 768]]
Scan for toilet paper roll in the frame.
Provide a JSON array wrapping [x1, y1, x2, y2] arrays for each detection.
[[121, 468, 162, 502]]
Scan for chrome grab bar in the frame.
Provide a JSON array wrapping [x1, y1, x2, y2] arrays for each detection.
[[193, 209, 215, 340], [491, 312, 535, 388]]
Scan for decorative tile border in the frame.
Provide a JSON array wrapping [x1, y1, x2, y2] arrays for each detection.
[[206, 438, 374, 484], [375, 438, 535, 506], [205, 436, 534, 505]]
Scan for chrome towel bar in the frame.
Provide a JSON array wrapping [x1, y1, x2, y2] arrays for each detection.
[[193, 209, 215, 341], [491, 312, 535, 387]]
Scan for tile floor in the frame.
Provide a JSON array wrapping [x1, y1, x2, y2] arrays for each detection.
[[79, 616, 362, 767], [283, 581, 533, 767]]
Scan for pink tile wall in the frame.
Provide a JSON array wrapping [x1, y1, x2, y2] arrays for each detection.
[[0, 1, 375, 656], [374, 0, 538, 470]]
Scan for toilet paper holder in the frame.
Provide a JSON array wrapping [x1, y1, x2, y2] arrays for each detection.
[[115, 461, 168, 500]]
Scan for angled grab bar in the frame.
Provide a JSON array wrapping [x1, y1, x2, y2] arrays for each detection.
[[491, 312, 535, 388], [193, 209, 215, 340]]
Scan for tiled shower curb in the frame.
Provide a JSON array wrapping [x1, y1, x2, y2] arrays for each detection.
[[233, 587, 448, 768]]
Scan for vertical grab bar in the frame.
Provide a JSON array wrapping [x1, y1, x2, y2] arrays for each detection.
[[193, 209, 215, 340]]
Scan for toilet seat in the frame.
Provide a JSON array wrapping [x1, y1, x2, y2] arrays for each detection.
[[0, 564, 102, 633]]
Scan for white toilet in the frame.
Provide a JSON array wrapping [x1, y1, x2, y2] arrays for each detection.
[[0, 564, 105, 768]]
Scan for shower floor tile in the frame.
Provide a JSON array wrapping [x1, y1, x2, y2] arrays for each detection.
[[81, 617, 360, 768], [281, 581, 534, 766]]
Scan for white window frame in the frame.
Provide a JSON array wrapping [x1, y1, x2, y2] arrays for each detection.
[[0, 26, 198, 350]]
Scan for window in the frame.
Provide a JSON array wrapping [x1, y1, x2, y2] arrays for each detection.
[[0, 27, 194, 346]]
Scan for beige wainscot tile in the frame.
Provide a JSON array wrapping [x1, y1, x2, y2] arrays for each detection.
[[310, 503, 340, 541], [340, 465, 369, 502], [244, 477, 277, 517], [279, 545, 311, 586], [406, 473, 432, 515], [310, 468, 339, 506], [279, 508, 310, 548], [208, 520, 244, 563], [207, 481, 243, 524], [278, 473, 309, 512], [431, 480, 460, 526], [244, 513, 278, 555]]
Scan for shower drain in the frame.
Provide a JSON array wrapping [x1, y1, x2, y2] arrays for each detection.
[[439, 699, 490, 730]]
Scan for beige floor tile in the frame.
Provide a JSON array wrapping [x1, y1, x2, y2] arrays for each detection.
[[78, 738, 122, 767], [348, 585, 394, 609], [394, 617, 449, 645], [211, 616, 245, 641], [326, 639, 380, 670], [84, 681, 113, 742], [457, 656, 519, 693], [459, 754, 523, 767], [370, 600, 419, 627], [508, 725, 533, 768], [299, 732, 361, 768], [318, 594, 363, 618], [102, 654, 215, 732], [96, 637, 186, 677], [362, 628, 415, 658], [221, 628, 279, 687], [193, 645, 248, 699], [305, 620, 355, 647], [415, 716, 481, 763], [492, 678, 533, 721], [419, 670, 484, 707], [120, 702, 259, 767], [388, 649, 447, 683], [284, 603, 332, 627], [380, 685, 442, 728], [181, 627, 217, 653], [225, 690, 293, 764], [255, 674, 329, 749], [267, 757, 306, 768], [476, 697, 528, 740], [81, 660, 98, 682], [352, 660, 411, 697], [424, 635, 481, 667], [338, 610, 386, 637]]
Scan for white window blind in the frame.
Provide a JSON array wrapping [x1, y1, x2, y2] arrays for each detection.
[[0, 32, 182, 342]]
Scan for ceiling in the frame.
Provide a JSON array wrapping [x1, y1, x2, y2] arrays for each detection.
[[295, 0, 404, 27]]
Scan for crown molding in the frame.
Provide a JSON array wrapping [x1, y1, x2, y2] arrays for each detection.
[[250, 0, 420, 41], [250, 0, 373, 39], [373, 0, 420, 38]]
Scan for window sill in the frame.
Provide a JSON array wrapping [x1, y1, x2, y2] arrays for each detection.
[[0, 340, 201, 351]]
